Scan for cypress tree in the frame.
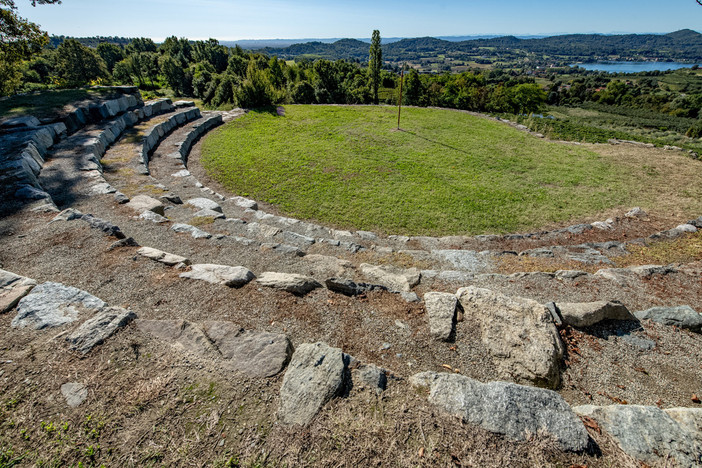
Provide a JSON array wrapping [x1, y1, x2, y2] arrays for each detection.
[[368, 30, 382, 104]]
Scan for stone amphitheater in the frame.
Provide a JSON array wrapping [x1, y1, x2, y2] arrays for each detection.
[[1, 86, 702, 467]]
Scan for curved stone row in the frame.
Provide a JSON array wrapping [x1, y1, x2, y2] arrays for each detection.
[[176, 114, 223, 164], [0, 93, 179, 210], [137, 107, 202, 174]]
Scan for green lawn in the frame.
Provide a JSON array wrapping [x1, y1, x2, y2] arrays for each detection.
[[201, 105, 635, 236]]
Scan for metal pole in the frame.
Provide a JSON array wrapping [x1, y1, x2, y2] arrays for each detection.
[[397, 64, 404, 130]]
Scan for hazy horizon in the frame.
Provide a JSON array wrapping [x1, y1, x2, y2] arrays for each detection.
[[14, 0, 702, 42]]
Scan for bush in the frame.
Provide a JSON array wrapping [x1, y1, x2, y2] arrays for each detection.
[[686, 120, 702, 139]]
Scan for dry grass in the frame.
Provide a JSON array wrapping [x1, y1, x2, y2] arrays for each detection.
[[613, 231, 702, 268]]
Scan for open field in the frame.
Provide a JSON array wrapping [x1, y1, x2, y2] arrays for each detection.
[[201, 105, 702, 236]]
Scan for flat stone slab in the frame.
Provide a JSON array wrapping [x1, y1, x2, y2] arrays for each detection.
[[193, 208, 225, 219], [203, 321, 292, 377], [574, 405, 701, 466], [137, 247, 190, 266], [11, 282, 106, 329], [457, 286, 564, 388], [180, 264, 255, 288], [61, 382, 88, 407], [424, 292, 457, 341], [555, 301, 636, 328], [431, 249, 492, 272], [324, 278, 386, 296], [230, 196, 257, 210], [66, 307, 136, 353], [171, 223, 212, 239], [0, 269, 37, 314], [136, 319, 217, 355], [412, 372, 589, 452], [635, 306, 702, 333], [186, 197, 222, 213], [257, 272, 321, 295], [126, 195, 165, 216], [278, 342, 347, 425], [359, 263, 420, 293]]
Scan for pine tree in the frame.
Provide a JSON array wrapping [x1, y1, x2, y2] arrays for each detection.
[[368, 30, 382, 105]]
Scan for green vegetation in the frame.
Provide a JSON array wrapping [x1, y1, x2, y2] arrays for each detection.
[[202, 105, 639, 236]]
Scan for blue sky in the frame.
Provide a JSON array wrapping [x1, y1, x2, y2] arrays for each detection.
[[14, 0, 702, 41]]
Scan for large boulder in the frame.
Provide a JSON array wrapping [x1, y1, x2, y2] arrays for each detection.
[[457, 286, 564, 388], [66, 307, 137, 353], [411, 372, 589, 452], [203, 321, 292, 377], [574, 405, 701, 467], [0, 269, 36, 314], [424, 292, 458, 341], [555, 301, 636, 328], [180, 264, 255, 288], [278, 342, 347, 425], [11, 282, 106, 329], [635, 306, 702, 333], [359, 263, 420, 293], [257, 272, 321, 295]]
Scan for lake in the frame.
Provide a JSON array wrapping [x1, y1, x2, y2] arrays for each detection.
[[571, 61, 700, 73]]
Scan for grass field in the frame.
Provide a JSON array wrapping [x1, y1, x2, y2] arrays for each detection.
[[201, 105, 700, 236]]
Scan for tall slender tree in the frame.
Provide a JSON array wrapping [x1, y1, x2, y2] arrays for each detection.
[[368, 29, 382, 104]]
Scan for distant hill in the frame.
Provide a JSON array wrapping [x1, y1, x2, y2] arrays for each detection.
[[262, 30, 702, 62]]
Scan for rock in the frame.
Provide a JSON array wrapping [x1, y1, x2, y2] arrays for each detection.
[[89, 182, 116, 195], [139, 211, 169, 223], [0, 269, 37, 314], [230, 196, 258, 210], [621, 334, 656, 350], [260, 243, 304, 256], [257, 272, 321, 295], [126, 195, 165, 216], [456, 286, 564, 388], [634, 306, 702, 333], [203, 322, 292, 377], [359, 263, 420, 293], [356, 230, 377, 241], [15, 185, 50, 200], [555, 270, 588, 279], [400, 291, 420, 303], [574, 405, 700, 466], [136, 319, 217, 356], [81, 214, 126, 238], [107, 237, 139, 251], [186, 197, 222, 213], [11, 282, 106, 329], [675, 223, 698, 233], [278, 342, 347, 425], [160, 193, 182, 204], [424, 292, 457, 341], [137, 247, 190, 266], [171, 223, 212, 239], [193, 208, 225, 219], [432, 250, 491, 272], [625, 207, 647, 218], [324, 278, 386, 296], [352, 364, 387, 393], [61, 382, 88, 408], [282, 231, 315, 246], [556, 301, 636, 328], [66, 307, 136, 353], [51, 208, 83, 222], [1, 115, 41, 128], [302, 255, 353, 278], [412, 372, 589, 452], [113, 192, 129, 204], [180, 264, 255, 288]]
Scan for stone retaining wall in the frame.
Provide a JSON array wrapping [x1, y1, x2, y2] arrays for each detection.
[[137, 107, 202, 174], [177, 114, 223, 164]]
